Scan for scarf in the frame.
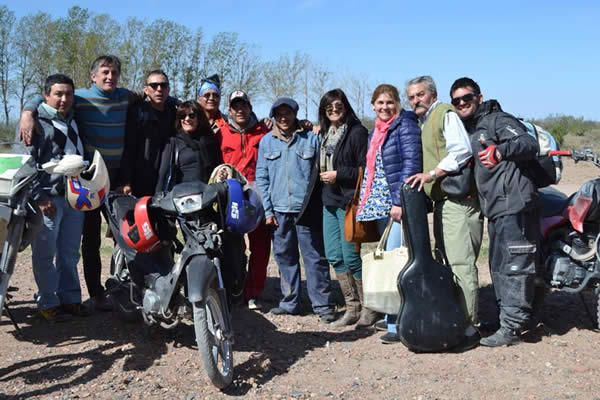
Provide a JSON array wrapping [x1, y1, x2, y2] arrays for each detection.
[[320, 123, 347, 173], [358, 114, 398, 213]]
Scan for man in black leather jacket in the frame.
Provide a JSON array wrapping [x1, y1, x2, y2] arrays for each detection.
[[450, 77, 540, 347]]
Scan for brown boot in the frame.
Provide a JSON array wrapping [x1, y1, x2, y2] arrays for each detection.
[[331, 272, 360, 328], [354, 279, 381, 328]]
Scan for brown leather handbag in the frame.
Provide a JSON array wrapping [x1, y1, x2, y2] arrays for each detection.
[[344, 167, 380, 243]]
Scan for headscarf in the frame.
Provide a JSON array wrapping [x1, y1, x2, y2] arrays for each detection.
[[197, 74, 221, 97]]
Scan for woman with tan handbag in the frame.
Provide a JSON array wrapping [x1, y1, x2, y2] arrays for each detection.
[[317, 89, 370, 328], [355, 84, 422, 343]]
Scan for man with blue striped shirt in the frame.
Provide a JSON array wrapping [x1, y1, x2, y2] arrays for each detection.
[[20, 55, 135, 311]]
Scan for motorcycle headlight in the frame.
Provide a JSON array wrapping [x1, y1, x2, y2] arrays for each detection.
[[174, 194, 203, 214]]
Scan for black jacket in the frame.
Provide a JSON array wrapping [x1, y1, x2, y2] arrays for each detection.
[[466, 100, 539, 219], [119, 101, 177, 196], [321, 118, 368, 208], [155, 129, 223, 193]]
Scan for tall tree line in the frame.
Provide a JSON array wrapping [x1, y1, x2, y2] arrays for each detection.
[[0, 4, 375, 126]]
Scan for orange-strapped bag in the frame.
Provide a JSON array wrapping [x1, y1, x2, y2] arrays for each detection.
[[344, 166, 379, 243]]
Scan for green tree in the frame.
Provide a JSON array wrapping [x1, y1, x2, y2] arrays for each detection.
[[181, 28, 205, 100], [261, 51, 309, 104], [0, 5, 15, 125], [118, 17, 147, 89], [13, 12, 58, 105]]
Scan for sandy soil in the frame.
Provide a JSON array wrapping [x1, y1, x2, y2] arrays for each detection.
[[1, 158, 599, 400]]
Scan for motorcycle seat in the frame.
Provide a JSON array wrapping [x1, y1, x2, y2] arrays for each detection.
[[539, 187, 570, 217]]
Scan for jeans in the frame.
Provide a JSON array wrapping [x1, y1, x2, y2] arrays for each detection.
[[322, 206, 362, 279], [272, 211, 333, 315], [376, 217, 403, 333], [31, 196, 85, 310]]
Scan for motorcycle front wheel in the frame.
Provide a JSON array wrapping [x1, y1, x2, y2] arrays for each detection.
[[193, 282, 234, 389]]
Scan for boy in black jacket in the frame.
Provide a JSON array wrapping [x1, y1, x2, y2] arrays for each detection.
[[450, 77, 540, 347]]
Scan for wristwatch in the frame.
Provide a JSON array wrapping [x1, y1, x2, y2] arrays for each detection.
[[429, 169, 437, 180]]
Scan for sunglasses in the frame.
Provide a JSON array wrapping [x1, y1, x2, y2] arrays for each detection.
[[451, 93, 477, 106], [201, 92, 220, 99], [146, 82, 170, 90], [325, 102, 344, 113], [179, 113, 197, 120]]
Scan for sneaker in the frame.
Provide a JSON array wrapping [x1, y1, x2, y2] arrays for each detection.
[[40, 307, 72, 323], [269, 307, 298, 316], [375, 319, 387, 331], [480, 327, 521, 347], [61, 303, 91, 317], [247, 299, 260, 310], [380, 332, 401, 344], [92, 294, 113, 312]]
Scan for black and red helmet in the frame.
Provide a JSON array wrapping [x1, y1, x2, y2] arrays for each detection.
[[120, 196, 161, 253]]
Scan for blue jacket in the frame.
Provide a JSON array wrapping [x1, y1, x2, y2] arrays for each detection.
[[380, 110, 423, 206], [255, 125, 321, 218]]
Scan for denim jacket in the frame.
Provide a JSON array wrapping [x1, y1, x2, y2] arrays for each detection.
[[255, 123, 321, 218]]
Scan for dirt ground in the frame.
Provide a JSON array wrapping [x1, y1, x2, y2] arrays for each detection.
[[1, 158, 599, 400]]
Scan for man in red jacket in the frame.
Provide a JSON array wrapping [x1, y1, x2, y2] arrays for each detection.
[[220, 90, 271, 309]]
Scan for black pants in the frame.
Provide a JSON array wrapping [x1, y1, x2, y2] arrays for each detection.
[[488, 209, 540, 331], [82, 207, 104, 298]]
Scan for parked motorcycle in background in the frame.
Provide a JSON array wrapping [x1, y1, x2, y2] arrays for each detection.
[[539, 147, 600, 329], [0, 153, 87, 320], [105, 175, 263, 389]]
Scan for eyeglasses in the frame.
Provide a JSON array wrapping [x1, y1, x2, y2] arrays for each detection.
[[451, 93, 477, 106], [179, 113, 197, 120], [325, 102, 344, 113], [201, 92, 220, 100], [146, 82, 170, 90]]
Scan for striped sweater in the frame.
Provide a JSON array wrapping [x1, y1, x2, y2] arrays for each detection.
[[25, 84, 131, 170]]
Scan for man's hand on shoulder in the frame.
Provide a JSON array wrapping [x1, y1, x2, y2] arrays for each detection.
[[19, 111, 38, 146]]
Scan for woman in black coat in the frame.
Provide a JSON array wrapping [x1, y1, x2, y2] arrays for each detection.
[[317, 89, 372, 328], [156, 100, 223, 193]]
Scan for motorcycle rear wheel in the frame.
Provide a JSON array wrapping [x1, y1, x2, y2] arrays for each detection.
[[193, 283, 234, 389]]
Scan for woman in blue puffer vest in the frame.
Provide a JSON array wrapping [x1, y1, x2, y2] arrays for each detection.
[[356, 83, 422, 343]]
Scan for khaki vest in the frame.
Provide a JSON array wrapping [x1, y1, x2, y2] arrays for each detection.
[[421, 102, 453, 200]]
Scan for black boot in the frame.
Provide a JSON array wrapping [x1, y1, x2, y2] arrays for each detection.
[[480, 327, 521, 347]]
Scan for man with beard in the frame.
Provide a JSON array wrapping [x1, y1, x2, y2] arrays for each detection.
[[450, 77, 540, 347], [405, 75, 483, 349]]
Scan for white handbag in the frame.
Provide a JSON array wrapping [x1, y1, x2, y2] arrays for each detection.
[[362, 219, 409, 315]]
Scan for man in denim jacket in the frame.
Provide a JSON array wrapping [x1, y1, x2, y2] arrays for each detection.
[[255, 97, 336, 322]]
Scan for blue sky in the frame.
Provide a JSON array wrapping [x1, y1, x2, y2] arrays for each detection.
[[6, 0, 600, 120]]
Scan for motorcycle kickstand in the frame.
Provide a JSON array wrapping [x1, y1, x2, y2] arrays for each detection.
[[577, 292, 597, 328], [3, 303, 23, 337]]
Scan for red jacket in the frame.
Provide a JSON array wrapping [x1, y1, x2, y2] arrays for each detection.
[[218, 117, 270, 182]]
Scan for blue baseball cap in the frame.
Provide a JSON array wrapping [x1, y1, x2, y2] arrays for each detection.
[[269, 97, 299, 118]]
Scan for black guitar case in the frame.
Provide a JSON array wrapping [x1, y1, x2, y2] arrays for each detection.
[[395, 184, 468, 352]]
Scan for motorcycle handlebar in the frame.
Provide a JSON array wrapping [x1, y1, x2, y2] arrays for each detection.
[[549, 148, 600, 167]]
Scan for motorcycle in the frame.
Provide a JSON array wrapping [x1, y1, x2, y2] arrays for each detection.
[[105, 177, 261, 389], [0, 153, 87, 326], [539, 147, 600, 329]]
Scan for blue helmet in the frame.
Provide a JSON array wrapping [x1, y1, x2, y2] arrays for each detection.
[[225, 179, 264, 234]]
